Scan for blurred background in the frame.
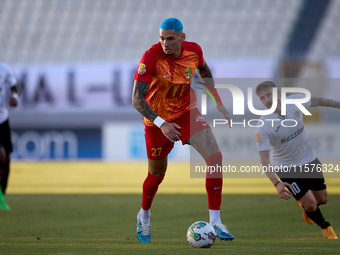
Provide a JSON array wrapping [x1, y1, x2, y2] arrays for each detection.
[[1, 0, 339, 162]]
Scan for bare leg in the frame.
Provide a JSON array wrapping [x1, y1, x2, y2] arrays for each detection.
[[298, 190, 330, 229], [311, 190, 328, 205], [299, 190, 317, 212], [148, 157, 167, 177], [186, 128, 220, 159]]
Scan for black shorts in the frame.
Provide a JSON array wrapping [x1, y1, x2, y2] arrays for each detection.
[[280, 158, 326, 201], [0, 119, 13, 155]]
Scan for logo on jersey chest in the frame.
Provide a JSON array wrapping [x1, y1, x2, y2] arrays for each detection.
[[294, 110, 301, 119], [163, 84, 186, 98], [280, 126, 304, 144], [185, 67, 192, 79]]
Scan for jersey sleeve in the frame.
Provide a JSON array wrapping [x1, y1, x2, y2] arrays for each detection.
[[191, 42, 204, 67], [3, 64, 17, 87], [256, 124, 271, 152], [133, 50, 157, 84]]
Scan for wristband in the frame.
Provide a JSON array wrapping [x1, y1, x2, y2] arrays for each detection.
[[153, 116, 165, 128], [12, 93, 19, 100], [274, 181, 280, 187]]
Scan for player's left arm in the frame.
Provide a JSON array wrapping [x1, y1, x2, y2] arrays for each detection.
[[196, 59, 214, 87], [197, 59, 231, 127], [310, 96, 340, 109]]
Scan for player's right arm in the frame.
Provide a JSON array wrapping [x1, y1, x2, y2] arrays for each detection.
[[132, 80, 181, 142], [259, 151, 292, 200], [132, 80, 157, 122]]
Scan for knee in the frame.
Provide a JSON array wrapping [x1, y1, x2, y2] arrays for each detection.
[[303, 201, 317, 212], [148, 158, 167, 177], [317, 196, 328, 205], [148, 164, 166, 177], [149, 171, 166, 178]]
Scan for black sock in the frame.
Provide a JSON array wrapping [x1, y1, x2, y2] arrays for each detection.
[[0, 159, 9, 195], [305, 206, 331, 229], [0, 170, 9, 195]]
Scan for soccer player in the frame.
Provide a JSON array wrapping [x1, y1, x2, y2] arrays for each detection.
[[0, 62, 20, 204], [255, 81, 339, 239], [132, 18, 234, 243]]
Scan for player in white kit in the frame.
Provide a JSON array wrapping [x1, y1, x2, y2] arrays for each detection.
[[255, 81, 339, 239], [0, 62, 20, 197]]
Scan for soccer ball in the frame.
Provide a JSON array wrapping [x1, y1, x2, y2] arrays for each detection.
[[187, 221, 217, 248]]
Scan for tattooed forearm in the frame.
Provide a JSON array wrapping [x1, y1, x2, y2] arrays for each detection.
[[197, 60, 214, 88], [132, 80, 158, 122], [310, 97, 340, 109], [197, 61, 213, 78], [197, 59, 224, 106]]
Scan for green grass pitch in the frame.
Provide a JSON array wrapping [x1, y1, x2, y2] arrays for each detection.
[[0, 162, 339, 254]]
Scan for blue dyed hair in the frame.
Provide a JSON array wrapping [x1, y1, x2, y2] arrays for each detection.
[[159, 18, 183, 32]]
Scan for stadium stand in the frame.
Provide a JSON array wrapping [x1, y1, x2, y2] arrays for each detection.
[[1, 0, 339, 63], [308, 0, 340, 61], [1, 0, 339, 128], [1, 0, 339, 160], [0, 0, 304, 63]]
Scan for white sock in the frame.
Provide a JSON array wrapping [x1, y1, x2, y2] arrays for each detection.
[[140, 208, 151, 222], [209, 209, 221, 225]]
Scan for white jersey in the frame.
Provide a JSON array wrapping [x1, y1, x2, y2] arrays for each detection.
[[0, 62, 17, 124], [256, 94, 315, 167]]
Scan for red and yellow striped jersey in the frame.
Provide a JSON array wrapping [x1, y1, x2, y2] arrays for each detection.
[[134, 41, 203, 126]]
